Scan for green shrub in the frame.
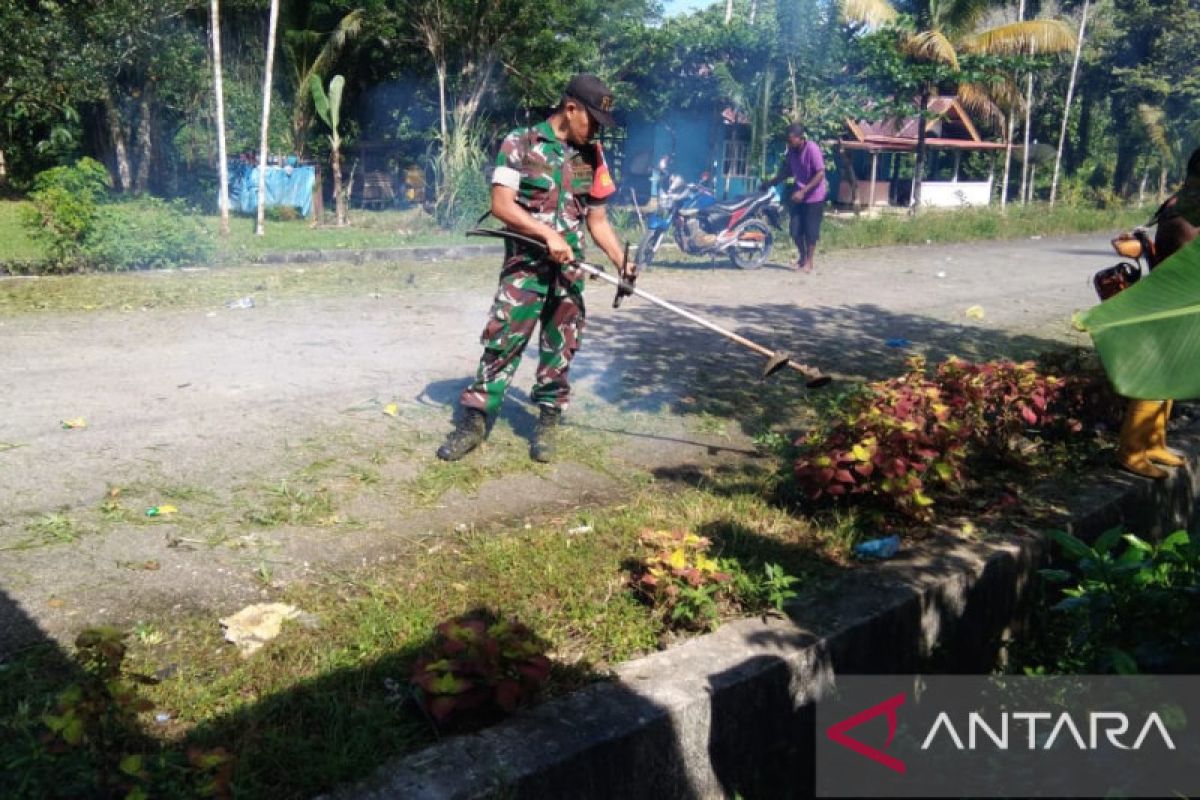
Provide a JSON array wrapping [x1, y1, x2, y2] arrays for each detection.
[[21, 158, 111, 269], [1026, 529, 1200, 673], [83, 197, 214, 271]]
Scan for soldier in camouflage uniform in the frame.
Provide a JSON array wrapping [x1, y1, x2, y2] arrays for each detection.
[[438, 74, 637, 463]]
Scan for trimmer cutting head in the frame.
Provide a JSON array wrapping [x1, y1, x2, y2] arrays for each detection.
[[762, 350, 832, 388]]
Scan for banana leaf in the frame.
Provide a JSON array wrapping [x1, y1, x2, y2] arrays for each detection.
[[1077, 237, 1200, 399]]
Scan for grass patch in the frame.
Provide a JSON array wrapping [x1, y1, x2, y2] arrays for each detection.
[[0, 457, 840, 799], [0, 200, 44, 263], [403, 418, 617, 506], [819, 203, 1147, 251], [0, 256, 498, 315], [206, 207, 476, 259], [5, 198, 1150, 275]]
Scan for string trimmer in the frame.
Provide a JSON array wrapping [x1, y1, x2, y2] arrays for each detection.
[[467, 228, 831, 387]]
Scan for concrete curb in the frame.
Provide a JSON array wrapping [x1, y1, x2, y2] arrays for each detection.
[[251, 244, 502, 265], [337, 423, 1200, 800]]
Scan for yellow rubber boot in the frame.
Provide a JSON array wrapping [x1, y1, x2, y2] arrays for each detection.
[[1117, 400, 1168, 479], [1147, 400, 1186, 467]]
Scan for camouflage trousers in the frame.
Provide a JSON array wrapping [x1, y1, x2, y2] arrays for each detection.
[[459, 273, 586, 416]]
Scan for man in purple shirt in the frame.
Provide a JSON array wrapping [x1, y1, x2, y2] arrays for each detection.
[[765, 123, 826, 272]]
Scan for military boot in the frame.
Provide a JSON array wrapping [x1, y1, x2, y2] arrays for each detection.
[[530, 406, 561, 463], [436, 409, 487, 461]]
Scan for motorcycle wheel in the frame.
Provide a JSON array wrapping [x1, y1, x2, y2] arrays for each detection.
[[636, 230, 665, 270], [728, 219, 772, 270]]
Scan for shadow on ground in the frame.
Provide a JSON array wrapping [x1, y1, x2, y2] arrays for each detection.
[[574, 300, 1069, 437]]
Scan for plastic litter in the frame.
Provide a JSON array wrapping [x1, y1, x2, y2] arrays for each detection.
[[383, 403, 399, 418], [226, 296, 255, 310], [853, 534, 901, 559], [935, 271, 947, 278], [965, 305, 985, 320], [61, 417, 87, 430], [145, 505, 179, 517], [885, 338, 911, 348], [220, 602, 303, 657]]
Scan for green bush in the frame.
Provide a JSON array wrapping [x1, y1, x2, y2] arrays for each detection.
[[83, 197, 214, 271], [21, 157, 111, 268], [1021, 529, 1200, 673], [20, 160, 212, 272]]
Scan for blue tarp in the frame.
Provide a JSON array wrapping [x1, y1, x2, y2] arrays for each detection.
[[228, 162, 315, 218]]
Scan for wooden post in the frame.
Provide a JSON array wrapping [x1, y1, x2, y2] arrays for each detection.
[[869, 152, 878, 210]]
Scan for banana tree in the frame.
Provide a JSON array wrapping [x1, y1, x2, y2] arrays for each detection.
[[311, 73, 347, 227], [284, 7, 363, 158]]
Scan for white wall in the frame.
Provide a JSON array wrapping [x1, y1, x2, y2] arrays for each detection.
[[918, 179, 993, 207]]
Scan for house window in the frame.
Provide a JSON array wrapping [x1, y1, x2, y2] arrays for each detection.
[[722, 126, 750, 178]]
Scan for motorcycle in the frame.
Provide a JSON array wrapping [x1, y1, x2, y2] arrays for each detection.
[[636, 174, 782, 270]]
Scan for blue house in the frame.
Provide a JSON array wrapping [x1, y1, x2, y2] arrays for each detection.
[[619, 108, 761, 203]]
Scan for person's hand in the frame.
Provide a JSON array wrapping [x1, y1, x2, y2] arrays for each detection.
[[544, 230, 573, 264], [621, 261, 639, 282], [790, 189, 805, 204]]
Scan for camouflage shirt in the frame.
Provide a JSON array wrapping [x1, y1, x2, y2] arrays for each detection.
[[491, 120, 616, 294]]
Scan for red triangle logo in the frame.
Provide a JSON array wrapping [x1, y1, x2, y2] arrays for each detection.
[[825, 692, 907, 774]]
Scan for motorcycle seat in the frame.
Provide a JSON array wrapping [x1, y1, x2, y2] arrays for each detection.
[[708, 195, 758, 214]]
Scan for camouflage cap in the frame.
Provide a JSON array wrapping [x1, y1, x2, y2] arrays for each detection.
[[565, 74, 617, 128]]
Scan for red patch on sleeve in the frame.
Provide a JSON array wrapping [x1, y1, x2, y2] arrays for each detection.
[[590, 144, 616, 200]]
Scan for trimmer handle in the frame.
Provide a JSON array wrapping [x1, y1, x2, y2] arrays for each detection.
[[613, 241, 634, 309]]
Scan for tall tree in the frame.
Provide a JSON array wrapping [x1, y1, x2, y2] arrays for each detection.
[[1050, 0, 1089, 206], [1100, 0, 1200, 195], [212, 0, 231, 235], [79, 0, 209, 194], [256, 0, 281, 236]]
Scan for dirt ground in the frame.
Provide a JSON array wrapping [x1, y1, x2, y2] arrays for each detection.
[[0, 233, 1114, 652]]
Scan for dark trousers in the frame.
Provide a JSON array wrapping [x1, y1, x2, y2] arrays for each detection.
[[788, 201, 823, 261]]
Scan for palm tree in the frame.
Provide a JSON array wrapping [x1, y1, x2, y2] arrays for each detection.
[[840, 0, 1074, 210]]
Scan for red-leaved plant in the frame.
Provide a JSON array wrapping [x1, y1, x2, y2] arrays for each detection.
[[632, 529, 734, 630], [934, 357, 1082, 451], [410, 614, 551, 725], [794, 356, 1090, 520]]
